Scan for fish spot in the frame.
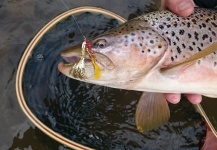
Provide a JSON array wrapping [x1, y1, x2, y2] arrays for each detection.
[[214, 62, 217, 67], [158, 45, 162, 48], [197, 47, 201, 51], [150, 40, 154, 44], [194, 31, 199, 41], [210, 37, 213, 42], [189, 46, 193, 51], [188, 33, 192, 38], [176, 37, 179, 41], [142, 50, 144, 53], [202, 34, 208, 40], [177, 46, 181, 54], [192, 42, 195, 45], [211, 22, 217, 27], [187, 22, 191, 28], [148, 49, 151, 52], [171, 31, 175, 36], [139, 43, 143, 47], [159, 25, 164, 29], [171, 57, 174, 61], [202, 23, 206, 28], [182, 44, 186, 48], [131, 33, 135, 36], [179, 30, 185, 35], [166, 24, 171, 28]]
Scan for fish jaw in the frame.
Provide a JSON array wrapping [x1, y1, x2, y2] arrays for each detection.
[[58, 44, 118, 81]]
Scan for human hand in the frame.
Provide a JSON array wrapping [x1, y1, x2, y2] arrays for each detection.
[[161, 0, 202, 104], [161, 0, 196, 17]]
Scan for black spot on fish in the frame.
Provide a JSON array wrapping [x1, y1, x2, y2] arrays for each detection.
[[214, 62, 217, 67], [182, 43, 186, 48], [177, 46, 181, 54], [131, 39, 134, 41], [202, 34, 208, 40], [175, 55, 178, 58], [150, 40, 154, 44], [192, 19, 196, 24], [192, 42, 195, 45], [197, 47, 201, 51], [158, 45, 162, 48], [171, 31, 175, 36], [187, 22, 191, 28], [173, 42, 176, 45], [148, 49, 151, 52], [199, 25, 202, 29], [202, 23, 206, 28], [206, 18, 211, 23], [211, 22, 217, 27], [142, 50, 144, 53], [131, 33, 135, 36], [188, 33, 192, 38], [171, 57, 174, 61], [212, 31, 216, 36], [167, 24, 171, 28], [176, 37, 180, 41], [166, 17, 171, 21], [139, 43, 143, 47], [189, 46, 193, 51], [149, 32, 152, 35], [201, 43, 204, 47], [198, 60, 201, 65], [194, 31, 199, 41], [179, 30, 185, 35], [125, 35, 128, 38], [142, 31, 145, 33], [210, 37, 213, 42], [159, 25, 164, 29]]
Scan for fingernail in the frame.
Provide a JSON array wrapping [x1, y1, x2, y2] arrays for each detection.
[[177, 2, 194, 12]]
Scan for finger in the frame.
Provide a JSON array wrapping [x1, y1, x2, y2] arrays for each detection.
[[186, 94, 202, 104], [164, 93, 181, 104], [165, 0, 195, 17]]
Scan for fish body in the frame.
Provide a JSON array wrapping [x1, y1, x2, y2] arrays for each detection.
[[58, 8, 217, 131]]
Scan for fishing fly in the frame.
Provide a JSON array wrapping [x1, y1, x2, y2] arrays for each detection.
[[60, 0, 101, 79]]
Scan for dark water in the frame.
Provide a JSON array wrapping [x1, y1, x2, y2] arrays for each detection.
[[0, 0, 206, 149]]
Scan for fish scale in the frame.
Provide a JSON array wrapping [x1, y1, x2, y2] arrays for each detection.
[[137, 8, 217, 68]]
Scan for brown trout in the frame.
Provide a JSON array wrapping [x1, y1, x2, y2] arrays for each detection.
[[58, 8, 217, 132]]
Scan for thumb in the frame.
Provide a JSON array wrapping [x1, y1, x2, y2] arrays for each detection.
[[161, 0, 195, 17]]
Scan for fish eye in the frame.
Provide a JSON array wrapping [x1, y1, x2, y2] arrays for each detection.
[[94, 39, 107, 49]]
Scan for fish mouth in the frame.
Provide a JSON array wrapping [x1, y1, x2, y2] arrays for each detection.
[[58, 45, 115, 78]]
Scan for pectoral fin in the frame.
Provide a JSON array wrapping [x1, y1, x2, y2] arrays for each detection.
[[135, 92, 170, 132]]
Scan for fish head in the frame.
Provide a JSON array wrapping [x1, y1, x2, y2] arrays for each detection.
[[58, 21, 168, 88]]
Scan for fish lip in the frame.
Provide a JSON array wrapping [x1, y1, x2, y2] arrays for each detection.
[[60, 51, 115, 70]]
